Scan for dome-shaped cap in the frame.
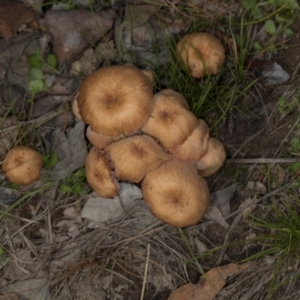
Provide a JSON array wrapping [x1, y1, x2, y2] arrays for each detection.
[[171, 119, 210, 161], [105, 135, 171, 183], [85, 146, 119, 198], [197, 137, 226, 177], [177, 32, 225, 78], [142, 90, 198, 150], [2, 146, 43, 185], [155, 89, 190, 110], [142, 159, 210, 227], [77, 65, 154, 136]]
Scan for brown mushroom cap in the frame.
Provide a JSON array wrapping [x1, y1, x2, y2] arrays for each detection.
[[85, 146, 119, 198], [177, 32, 225, 78], [142, 90, 198, 150], [154, 89, 190, 110], [2, 146, 43, 185], [142, 159, 210, 227], [171, 119, 210, 161], [77, 65, 154, 136], [105, 135, 171, 183], [197, 137, 226, 177]]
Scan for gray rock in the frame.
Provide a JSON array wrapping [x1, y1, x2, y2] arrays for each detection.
[[261, 63, 290, 85]]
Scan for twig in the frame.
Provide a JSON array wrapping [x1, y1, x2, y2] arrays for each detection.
[[140, 243, 151, 300], [226, 158, 300, 163]]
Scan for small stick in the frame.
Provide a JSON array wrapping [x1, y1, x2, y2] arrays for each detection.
[[226, 158, 300, 164], [140, 243, 151, 300]]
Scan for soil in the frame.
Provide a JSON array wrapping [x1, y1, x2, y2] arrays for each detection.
[[1, 2, 300, 300]]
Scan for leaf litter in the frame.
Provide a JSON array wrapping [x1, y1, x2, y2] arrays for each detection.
[[0, 1, 300, 299]]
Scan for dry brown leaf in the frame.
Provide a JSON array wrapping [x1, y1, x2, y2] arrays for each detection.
[[0, 0, 36, 38], [45, 9, 115, 68], [167, 262, 251, 300], [0, 293, 20, 300]]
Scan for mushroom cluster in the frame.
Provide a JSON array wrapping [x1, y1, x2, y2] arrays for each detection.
[[74, 33, 226, 228]]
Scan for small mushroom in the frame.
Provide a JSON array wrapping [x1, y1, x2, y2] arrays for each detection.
[[77, 64, 154, 136], [171, 119, 210, 161], [197, 137, 226, 177], [177, 32, 225, 78], [2, 146, 43, 185], [142, 159, 210, 228], [142, 89, 198, 150], [85, 146, 119, 198], [105, 135, 171, 183]]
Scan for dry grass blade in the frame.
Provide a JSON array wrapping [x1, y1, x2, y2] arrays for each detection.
[[140, 243, 151, 300]]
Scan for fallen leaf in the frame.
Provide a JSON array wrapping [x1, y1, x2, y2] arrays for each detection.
[[2, 278, 50, 300], [116, 5, 189, 68], [246, 181, 267, 194], [210, 183, 237, 216], [0, 187, 20, 205], [167, 262, 251, 300], [239, 196, 258, 217], [70, 48, 98, 77], [45, 9, 115, 69], [148, 273, 174, 292], [51, 242, 82, 267], [194, 239, 208, 254], [50, 121, 88, 179], [81, 183, 143, 223], [0, 0, 37, 38], [246, 56, 275, 70], [0, 293, 20, 300], [205, 205, 229, 229], [276, 164, 286, 185], [94, 40, 117, 67], [254, 181, 267, 194], [32, 95, 72, 118], [63, 206, 78, 219]]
